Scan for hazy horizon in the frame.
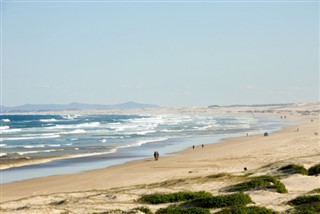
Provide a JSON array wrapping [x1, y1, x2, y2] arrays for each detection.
[[2, 1, 319, 107]]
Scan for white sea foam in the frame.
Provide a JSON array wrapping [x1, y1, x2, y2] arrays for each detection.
[[24, 145, 45, 148], [40, 118, 57, 122], [121, 137, 169, 149], [0, 126, 9, 130], [61, 114, 81, 120], [48, 144, 61, 147], [1, 134, 60, 141], [0, 144, 7, 147], [17, 149, 58, 155], [47, 122, 101, 130], [69, 129, 86, 134], [2, 119, 10, 122], [0, 128, 22, 133], [70, 138, 78, 141], [99, 139, 107, 143], [0, 153, 7, 157], [65, 143, 73, 146]]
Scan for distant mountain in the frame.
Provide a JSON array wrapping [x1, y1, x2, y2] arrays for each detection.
[[0, 102, 160, 112]]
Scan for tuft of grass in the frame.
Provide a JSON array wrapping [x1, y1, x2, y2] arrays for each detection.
[[155, 206, 210, 214], [308, 163, 320, 176], [50, 199, 66, 205], [182, 192, 252, 208], [216, 205, 279, 214], [288, 195, 320, 206], [227, 176, 288, 193], [206, 173, 231, 179], [279, 164, 308, 175], [139, 191, 212, 204], [309, 188, 320, 194], [288, 195, 320, 214], [93, 209, 125, 214]]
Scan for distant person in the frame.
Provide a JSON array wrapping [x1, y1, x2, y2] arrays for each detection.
[[154, 151, 159, 161], [192, 145, 195, 149], [202, 144, 204, 148], [154, 151, 157, 160]]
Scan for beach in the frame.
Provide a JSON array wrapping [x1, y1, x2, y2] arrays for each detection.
[[0, 104, 319, 213]]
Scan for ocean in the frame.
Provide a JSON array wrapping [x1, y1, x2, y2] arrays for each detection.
[[0, 113, 285, 183]]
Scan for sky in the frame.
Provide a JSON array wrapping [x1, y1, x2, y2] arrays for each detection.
[[1, 0, 319, 107]]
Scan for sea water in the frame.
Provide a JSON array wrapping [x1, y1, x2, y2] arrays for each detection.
[[0, 113, 285, 183]]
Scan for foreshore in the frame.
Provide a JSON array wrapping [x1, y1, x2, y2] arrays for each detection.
[[1, 108, 319, 213]]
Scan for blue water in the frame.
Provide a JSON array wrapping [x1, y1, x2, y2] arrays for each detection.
[[0, 113, 286, 183]]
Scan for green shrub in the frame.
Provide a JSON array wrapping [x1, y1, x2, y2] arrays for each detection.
[[288, 195, 320, 214], [227, 176, 288, 193], [139, 191, 212, 204], [279, 164, 308, 175], [293, 202, 320, 214], [216, 205, 279, 214], [309, 188, 320, 194], [132, 206, 153, 214], [183, 192, 252, 208], [155, 206, 210, 214], [288, 195, 320, 206], [308, 163, 320, 176]]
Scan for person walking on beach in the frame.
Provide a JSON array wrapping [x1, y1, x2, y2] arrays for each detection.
[[192, 145, 195, 149], [154, 151, 157, 160], [202, 144, 204, 148], [154, 151, 159, 161]]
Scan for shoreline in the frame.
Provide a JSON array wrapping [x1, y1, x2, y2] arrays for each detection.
[[1, 112, 319, 204], [0, 114, 286, 182]]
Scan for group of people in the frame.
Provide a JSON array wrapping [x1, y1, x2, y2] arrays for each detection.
[[192, 144, 204, 149]]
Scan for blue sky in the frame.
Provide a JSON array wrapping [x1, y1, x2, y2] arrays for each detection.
[[1, 1, 319, 107]]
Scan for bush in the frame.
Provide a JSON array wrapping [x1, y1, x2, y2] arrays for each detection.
[[133, 206, 153, 214], [227, 176, 287, 193], [288, 195, 320, 214], [216, 205, 279, 214], [288, 195, 320, 206], [155, 206, 210, 214], [279, 164, 308, 175], [293, 202, 320, 214], [139, 191, 212, 204], [183, 192, 252, 208], [308, 163, 320, 176]]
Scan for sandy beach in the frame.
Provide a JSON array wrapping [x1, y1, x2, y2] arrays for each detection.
[[0, 104, 319, 213]]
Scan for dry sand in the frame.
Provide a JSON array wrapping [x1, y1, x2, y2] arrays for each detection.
[[0, 104, 319, 213]]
